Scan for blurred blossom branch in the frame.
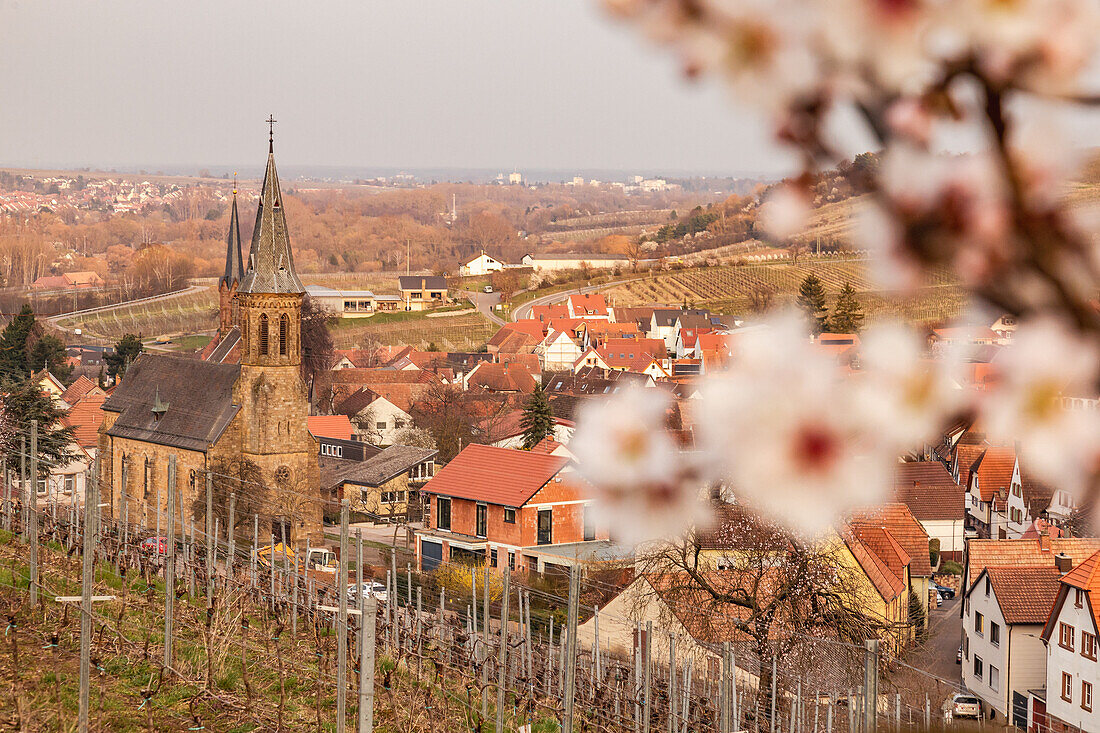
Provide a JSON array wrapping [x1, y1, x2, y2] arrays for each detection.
[[575, 0, 1100, 539]]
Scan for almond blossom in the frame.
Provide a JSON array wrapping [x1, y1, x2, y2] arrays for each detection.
[[572, 387, 709, 545], [696, 314, 893, 536]]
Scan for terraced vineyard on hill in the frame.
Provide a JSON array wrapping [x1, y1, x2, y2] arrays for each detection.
[[604, 258, 964, 324]]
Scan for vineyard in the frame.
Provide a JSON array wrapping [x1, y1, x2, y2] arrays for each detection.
[[604, 259, 964, 324], [53, 288, 218, 344], [330, 311, 497, 351]]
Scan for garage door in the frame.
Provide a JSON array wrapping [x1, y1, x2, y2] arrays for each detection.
[[421, 539, 443, 572]]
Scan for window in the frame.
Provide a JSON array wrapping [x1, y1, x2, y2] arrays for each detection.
[[990, 622, 1000, 647], [258, 313, 269, 355], [985, 577, 991, 596], [63, 475, 74, 495], [1076, 589, 1085, 608], [436, 497, 451, 531], [1082, 631, 1097, 661], [583, 504, 596, 542], [476, 504, 487, 538], [537, 509, 552, 545], [989, 665, 1000, 692], [1062, 672, 1073, 703], [320, 444, 344, 457], [1084, 681, 1094, 712], [376, 421, 387, 431], [503, 507, 516, 524], [975, 613, 984, 636], [1061, 622, 1076, 651], [508, 551, 515, 571], [490, 548, 498, 567], [279, 313, 289, 355], [973, 656, 983, 681]]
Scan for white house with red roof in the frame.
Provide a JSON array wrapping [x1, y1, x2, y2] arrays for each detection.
[[1036, 550, 1100, 733], [535, 329, 582, 372]]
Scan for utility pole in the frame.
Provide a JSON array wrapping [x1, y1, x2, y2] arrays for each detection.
[[863, 639, 879, 733], [77, 459, 98, 732], [28, 422, 38, 607], [563, 566, 580, 733], [337, 500, 349, 733], [164, 454, 176, 671]]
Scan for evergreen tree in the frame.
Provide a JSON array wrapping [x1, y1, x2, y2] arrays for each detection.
[[28, 333, 72, 382], [0, 304, 37, 381], [520, 385, 554, 450], [105, 333, 144, 381], [795, 273, 828, 334], [0, 377, 77, 477], [829, 281, 865, 334]]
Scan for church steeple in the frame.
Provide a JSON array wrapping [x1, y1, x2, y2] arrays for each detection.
[[221, 185, 244, 288], [238, 129, 304, 295]]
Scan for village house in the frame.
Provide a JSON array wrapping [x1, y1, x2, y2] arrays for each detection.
[[459, 251, 505, 276], [322, 444, 437, 523], [520, 252, 630, 273], [962, 565, 1063, 726], [415, 444, 612, 576], [535, 329, 583, 372], [398, 275, 448, 311], [1035, 550, 1100, 733], [566, 293, 610, 319], [963, 446, 1030, 539], [333, 389, 414, 446], [893, 461, 966, 560]]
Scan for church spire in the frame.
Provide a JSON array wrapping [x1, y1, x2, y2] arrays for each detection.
[[239, 124, 304, 295], [220, 181, 244, 288]]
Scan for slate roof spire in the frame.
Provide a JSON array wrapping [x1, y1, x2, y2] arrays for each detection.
[[220, 182, 244, 288], [239, 125, 304, 295]]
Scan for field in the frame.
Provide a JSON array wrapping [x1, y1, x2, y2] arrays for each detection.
[[329, 309, 497, 351], [603, 258, 964, 324]]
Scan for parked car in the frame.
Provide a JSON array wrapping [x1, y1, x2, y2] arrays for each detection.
[[935, 591, 943, 607], [140, 536, 168, 555], [482, 285, 494, 293], [931, 582, 956, 599], [956, 646, 963, 664], [944, 693, 981, 720], [347, 581, 388, 605]]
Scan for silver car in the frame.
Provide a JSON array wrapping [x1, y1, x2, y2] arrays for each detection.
[[347, 581, 388, 605], [945, 693, 981, 720]]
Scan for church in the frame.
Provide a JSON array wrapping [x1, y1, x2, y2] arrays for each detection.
[[97, 132, 323, 542]]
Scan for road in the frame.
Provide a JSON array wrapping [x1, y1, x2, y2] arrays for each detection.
[[511, 276, 645, 321], [46, 284, 209, 335], [906, 593, 963, 683], [461, 289, 504, 326]]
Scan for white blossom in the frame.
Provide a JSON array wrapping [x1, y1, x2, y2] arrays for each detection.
[[696, 314, 893, 536], [982, 316, 1100, 494], [572, 387, 708, 545], [759, 183, 812, 240]]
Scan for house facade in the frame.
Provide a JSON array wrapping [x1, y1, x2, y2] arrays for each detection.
[[1037, 551, 1100, 733], [415, 444, 609, 576], [962, 566, 1062, 725], [460, 252, 504, 277], [398, 275, 448, 311]]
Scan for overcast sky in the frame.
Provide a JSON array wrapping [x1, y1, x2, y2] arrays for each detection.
[[0, 0, 800, 177]]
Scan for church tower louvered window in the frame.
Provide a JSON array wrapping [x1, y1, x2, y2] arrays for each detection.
[[259, 313, 269, 355], [279, 313, 289, 356]]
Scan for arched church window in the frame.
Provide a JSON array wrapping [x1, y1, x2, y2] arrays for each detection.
[[279, 313, 289, 356], [259, 314, 269, 355]]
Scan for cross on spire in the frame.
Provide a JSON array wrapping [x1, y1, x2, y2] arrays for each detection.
[[267, 114, 277, 152]]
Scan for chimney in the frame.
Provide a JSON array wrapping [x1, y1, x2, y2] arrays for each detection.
[[1055, 552, 1073, 574], [1039, 529, 1052, 553]]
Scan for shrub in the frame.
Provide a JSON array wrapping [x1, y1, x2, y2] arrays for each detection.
[[929, 538, 941, 569], [941, 559, 963, 576]]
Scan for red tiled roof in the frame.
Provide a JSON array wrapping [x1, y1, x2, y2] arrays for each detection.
[[568, 293, 608, 316], [62, 393, 106, 448], [971, 446, 1017, 502], [467, 363, 537, 394], [422, 444, 569, 506], [851, 503, 932, 577], [596, 338, 666, 372], [60, 375, 97, 405], [844, 529, 906, 602], [1057, 550, 1100, 632], [530, 303, 570, 323], [850, 524, 911, 585], [489, 320, 545, 346], [967, 538, 1100, 589], [981, 566, 1064, 625], [308, 415, 353, 441]]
